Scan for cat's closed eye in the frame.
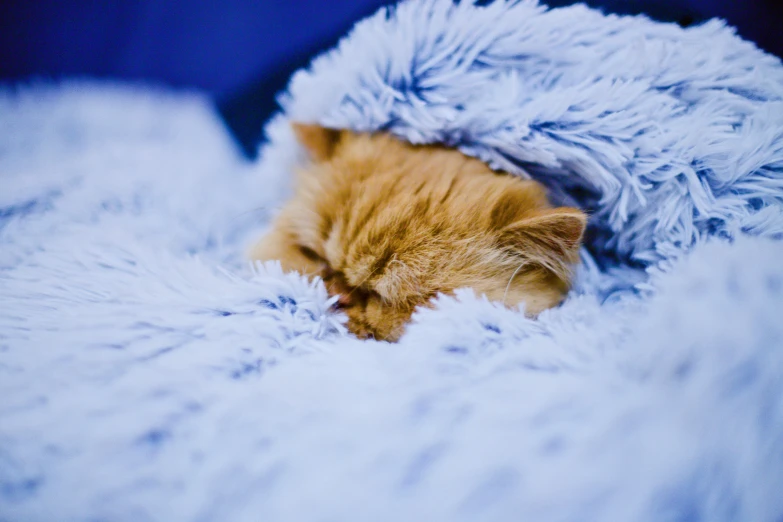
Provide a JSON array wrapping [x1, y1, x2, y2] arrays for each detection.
[[250, 123, 586, 342], [297, 245, 324, 263]]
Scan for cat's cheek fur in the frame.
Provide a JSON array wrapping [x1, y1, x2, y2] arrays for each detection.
[[249, 221, 323, 277]]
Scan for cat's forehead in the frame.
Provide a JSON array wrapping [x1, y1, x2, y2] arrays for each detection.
[[302, 136, 556, 291]]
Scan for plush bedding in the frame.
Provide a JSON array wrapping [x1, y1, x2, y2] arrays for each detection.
[[1, 1, 782, 520]]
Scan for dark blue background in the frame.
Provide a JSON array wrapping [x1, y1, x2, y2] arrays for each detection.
[[0, 0, 395, 98], [1, 1, 780, 156]]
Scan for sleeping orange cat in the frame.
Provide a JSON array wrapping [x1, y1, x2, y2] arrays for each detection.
[[251, 123, 587, 341]]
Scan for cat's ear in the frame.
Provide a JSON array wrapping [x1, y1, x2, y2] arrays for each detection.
[[498, 207, 587, 276], [291, 122, 341, 161], [489, 181, 550, 230]]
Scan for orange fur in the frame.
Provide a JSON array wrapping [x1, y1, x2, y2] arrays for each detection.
[[250, 123, 587, 341]]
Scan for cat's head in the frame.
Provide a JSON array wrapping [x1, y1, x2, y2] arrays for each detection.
[[267, 123, 586, 341]]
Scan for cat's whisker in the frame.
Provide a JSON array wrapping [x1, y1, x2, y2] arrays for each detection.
[[226, 206, 271, 226], [503, 261, 529, 306], [344, 262, 385, 301]]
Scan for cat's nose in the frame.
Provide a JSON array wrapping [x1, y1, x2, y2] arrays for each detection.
[[335, 293, 355, 309], [324, 272, 355, 308]]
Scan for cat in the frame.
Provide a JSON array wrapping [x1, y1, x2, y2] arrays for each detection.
[[250, 123, 587, 341]]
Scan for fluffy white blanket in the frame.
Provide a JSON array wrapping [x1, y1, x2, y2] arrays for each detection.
[[2, 1, 782, 521]]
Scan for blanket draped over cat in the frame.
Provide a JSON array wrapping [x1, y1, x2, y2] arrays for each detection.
[[1, 1, 782, 520]]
